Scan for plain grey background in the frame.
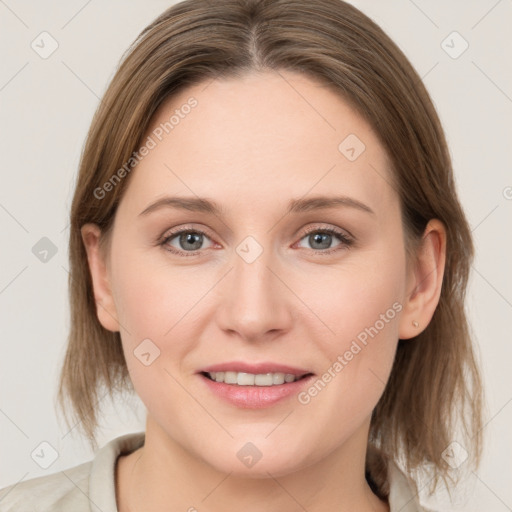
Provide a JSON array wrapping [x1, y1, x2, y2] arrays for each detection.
[[0, 1, 511, 510]]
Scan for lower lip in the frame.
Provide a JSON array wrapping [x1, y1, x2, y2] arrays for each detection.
[[198, 373, 314, 408]]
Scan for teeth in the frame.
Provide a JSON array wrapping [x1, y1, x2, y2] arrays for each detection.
[[206, 371, 302, 386]]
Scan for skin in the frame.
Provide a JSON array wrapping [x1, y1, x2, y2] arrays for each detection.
[[82, 70, 446, 512]]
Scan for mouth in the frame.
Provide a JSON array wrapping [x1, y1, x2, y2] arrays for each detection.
[[197, 363, 315, 408], [200, 370, 314, 386]]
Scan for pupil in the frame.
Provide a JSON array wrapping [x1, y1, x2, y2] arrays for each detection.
[[180, 232, 202, 250], [311, 232, 330, 249]]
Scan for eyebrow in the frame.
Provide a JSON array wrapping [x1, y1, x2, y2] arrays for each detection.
[[138, 194, 375, 217]]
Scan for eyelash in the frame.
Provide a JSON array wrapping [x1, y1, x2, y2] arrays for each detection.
[[158, 225, 354, 257]]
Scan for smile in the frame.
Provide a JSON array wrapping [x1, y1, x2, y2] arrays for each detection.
[[203, 371, 310, 386], [199, 371, 315, 408]]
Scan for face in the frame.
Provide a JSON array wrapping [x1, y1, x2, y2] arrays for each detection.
[[86, 70, 419, 477]]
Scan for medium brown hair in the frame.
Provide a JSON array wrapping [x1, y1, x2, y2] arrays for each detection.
[[56, 0, 484, 498]]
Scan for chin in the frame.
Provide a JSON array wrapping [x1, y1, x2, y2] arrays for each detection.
[[198, 442, 315, 479]]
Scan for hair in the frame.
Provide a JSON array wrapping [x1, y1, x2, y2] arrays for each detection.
[[56, 0, 484, 500]]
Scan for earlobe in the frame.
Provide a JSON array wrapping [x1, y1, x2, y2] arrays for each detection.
[[399, 219, 447, 340], [80, 223, 120, 332]]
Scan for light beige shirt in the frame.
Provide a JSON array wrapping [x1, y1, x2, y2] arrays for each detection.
[[0, 432, 434, 511]]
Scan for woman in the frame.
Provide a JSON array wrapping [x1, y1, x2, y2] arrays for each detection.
[[0, 0, 483, 511]]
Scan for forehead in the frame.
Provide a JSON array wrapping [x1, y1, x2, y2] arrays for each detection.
[[120, 70, 396, 216]]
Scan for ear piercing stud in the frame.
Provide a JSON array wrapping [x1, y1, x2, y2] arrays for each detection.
[[412, 321, 419, 328]]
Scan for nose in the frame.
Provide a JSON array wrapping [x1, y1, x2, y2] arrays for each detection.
[[215, 244, 294, 342]]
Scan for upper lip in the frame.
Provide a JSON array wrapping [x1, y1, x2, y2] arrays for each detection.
[[199, 361, 314, 378]]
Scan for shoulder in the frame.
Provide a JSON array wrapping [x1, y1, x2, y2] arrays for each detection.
[[0, 460, 92, 512], [0, 432, 145, 512], [387, 459, 438, 512]]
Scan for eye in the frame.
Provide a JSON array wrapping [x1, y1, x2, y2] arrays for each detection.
[[159, 225, 353, 257], [160, 228, 214, 256], [295, 226, 353, 254]]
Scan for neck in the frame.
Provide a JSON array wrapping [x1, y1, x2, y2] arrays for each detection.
[[116, 415, 389, 512]]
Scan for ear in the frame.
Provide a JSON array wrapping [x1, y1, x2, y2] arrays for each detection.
[[81, 223, 120, 332], [399, 219, 447, 339]]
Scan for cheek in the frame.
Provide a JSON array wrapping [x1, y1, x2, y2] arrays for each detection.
[[108, 249, 199, 390], [296, 246, 405, 426], [111, 247, 198, 337], [303, 236, 405, 340], [110, 257, 198, 418]]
